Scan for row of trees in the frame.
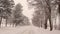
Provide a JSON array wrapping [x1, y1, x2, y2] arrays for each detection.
[[27, 0, 60, 31], [0, 0, 30, 27], [11, 3, 30, 27], [0, 0, 15, 27]]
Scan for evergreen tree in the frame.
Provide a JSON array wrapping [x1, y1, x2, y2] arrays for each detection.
[[13, 3, 23, 26], [0, 0, 15, 27]]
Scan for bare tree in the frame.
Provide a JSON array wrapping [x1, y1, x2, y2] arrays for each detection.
[[27, 0, 54, 31]]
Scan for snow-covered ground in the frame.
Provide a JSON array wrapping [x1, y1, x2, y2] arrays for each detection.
[[0, 25, 60, 34]]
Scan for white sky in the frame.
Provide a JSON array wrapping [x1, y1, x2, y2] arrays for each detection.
[[14, 0, 34, 20]]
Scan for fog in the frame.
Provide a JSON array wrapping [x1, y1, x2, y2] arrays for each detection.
[[14, 0, 34, 20]]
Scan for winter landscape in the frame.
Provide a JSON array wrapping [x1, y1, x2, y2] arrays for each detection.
[[0, 0, 60, 34]]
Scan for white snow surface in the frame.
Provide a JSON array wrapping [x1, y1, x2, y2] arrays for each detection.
[[0, 25, 60, 34]]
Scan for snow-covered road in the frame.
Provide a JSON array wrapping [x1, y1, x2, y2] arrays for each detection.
[[0, 25, 60, 34]]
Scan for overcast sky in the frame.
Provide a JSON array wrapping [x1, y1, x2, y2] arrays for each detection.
[[14, 0, 34, 20]]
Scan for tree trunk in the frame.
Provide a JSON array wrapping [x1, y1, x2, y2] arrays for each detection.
[[0, 17, 2, 27], [44, 17, 47, 29], [44, 6, 53, 31], [49, 15, 53, 31], [5, 18, 7, 27], [48, 7, 53, 31], [58, 4, 60, 30]]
